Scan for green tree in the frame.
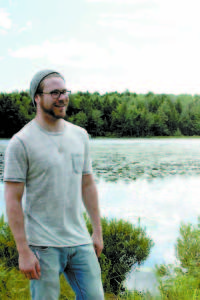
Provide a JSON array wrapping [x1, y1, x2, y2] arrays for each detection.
[[111, 102, 128, 136], [89, 109, 104, 136], [150, 111, 169, 136], [68, 111, 88, 129], [92, 95, 102, 111], [179, 111, 193, 136], [156, 97, 179, 135], [0, 92, 35, 137], [176, 220, 200, 274], [145, 93, 161, 113], [179, 100, 200, 136], [175, 99, 183, 114], [102, 95, 114, 132]]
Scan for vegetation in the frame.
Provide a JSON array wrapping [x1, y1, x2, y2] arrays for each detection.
[[1, 90, 200, 138], [1, 213, 200, 299], [156, 218, 200, 299], [85, 214, 154, 294], [0, 214, 153, 298], [0, 92, 34, 137]]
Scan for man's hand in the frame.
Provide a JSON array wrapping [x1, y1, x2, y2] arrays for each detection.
[[19, 248, 41, 280], [92, 230, 104, 257]]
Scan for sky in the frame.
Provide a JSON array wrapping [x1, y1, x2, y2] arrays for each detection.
[[0, 0, 200, 95]]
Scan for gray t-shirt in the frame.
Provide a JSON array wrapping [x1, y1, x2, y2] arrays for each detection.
[[4, 120, 93, 247]]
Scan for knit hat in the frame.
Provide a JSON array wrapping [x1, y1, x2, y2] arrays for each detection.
[[30, 69, 65, 106]]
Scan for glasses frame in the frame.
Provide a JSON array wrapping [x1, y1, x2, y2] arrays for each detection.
[[40, 89, 71, 99]]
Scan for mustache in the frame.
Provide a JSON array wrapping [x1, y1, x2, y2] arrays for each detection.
[[54, 101, 68, 106]]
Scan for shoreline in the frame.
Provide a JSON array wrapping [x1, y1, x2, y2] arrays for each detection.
[[1, 135, 200, 141]]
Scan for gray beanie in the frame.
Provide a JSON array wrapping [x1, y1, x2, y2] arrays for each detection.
[[30, 69, 65, 106]]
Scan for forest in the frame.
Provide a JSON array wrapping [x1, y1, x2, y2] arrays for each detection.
[[0, 90, 200, 138]]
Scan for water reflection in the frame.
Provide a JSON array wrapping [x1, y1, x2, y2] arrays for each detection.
[[98, 176, 200, 292]]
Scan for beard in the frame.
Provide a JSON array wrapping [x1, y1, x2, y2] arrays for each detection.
[[40, 101, 67, 120], [42, 107, 64, 119]]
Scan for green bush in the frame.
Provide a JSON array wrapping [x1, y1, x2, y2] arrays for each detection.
[[0, 214, 154, 297], [85, 214, 154, 295], [0, 263, 76, 300], [156, 218, 200, 299], [0, 215, 18, 268], [0, 263, 30, 299]]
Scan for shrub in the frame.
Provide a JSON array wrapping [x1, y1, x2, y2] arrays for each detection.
[[0, 214, 154, 297], [156, 218, 200, 299], [0, 215, 18, 268], [85, 214, 154, 295]]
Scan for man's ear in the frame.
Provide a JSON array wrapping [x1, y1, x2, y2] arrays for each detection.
[[34, 94, 40, 105]]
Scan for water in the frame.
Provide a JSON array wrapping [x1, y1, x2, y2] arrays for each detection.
[[1, 138, 200, 294]]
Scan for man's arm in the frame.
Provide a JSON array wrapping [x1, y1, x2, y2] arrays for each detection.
[[82, 174, 103, 257], [5, 181, 27, 253], [4, 182, 41, 280]]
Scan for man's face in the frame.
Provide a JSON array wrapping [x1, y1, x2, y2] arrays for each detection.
[[37, 77, 69, 120]]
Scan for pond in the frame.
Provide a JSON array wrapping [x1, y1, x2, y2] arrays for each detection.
[[1, 137, 200, 294]]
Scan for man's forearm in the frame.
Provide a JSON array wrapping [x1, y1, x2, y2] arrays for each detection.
[[6, 199, 29, 254], [82, 181, 102, 233]]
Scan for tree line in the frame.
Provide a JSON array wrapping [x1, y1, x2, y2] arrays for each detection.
[[1, 90, 200, 137]]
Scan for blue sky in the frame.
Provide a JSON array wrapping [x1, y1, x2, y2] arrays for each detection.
[[0, 0, 200, 95]]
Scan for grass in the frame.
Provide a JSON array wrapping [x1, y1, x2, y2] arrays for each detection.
[[2, 263, 200, 300], [3, 265, 200, 299], [2, 255, 200, 300], [0, 262, 158, 300]]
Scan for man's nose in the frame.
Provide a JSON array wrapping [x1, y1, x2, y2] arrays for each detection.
[[58, 93, 65, 101]]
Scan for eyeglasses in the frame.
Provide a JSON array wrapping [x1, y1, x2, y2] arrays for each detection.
[[40, 89, 71, 99]]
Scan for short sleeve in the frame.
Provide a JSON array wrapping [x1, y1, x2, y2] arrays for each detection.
[[83, 131, 93, 175], [3, 136, 28, 182]]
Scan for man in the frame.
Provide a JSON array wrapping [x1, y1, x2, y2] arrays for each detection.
[[4, 70, 104, 299]]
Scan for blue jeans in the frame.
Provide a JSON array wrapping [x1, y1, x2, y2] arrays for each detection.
[[29, 244, 104, 300]]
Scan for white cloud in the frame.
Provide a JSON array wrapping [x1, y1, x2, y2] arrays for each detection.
[[8, 22, 200, 95], [10, 39, 110, 69], [97, 8, 177, 42], [87, 0, 154, 3], [97, 1, 200, 42], [0, 28, 7, 35], [9, 44, 46, 59], [0, 8, 12, 30], [100, 12, 154, 20], [98, 19, 177, 40], [18, 21, 32, 33]]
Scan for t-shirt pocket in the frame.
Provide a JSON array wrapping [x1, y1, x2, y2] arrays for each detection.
[[71, 153, 84, 174]]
